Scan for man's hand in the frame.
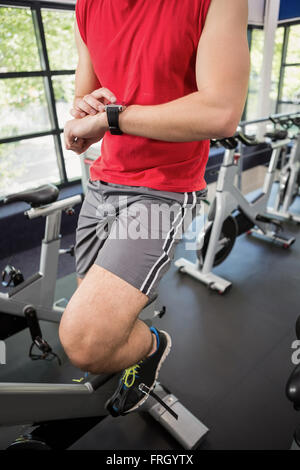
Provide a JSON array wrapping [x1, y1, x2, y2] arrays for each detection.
[[70, 87, 117, 118], [64, 112, 109, 155]]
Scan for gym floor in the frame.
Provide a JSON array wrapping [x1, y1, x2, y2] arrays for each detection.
[[0, 169, 300, 450]]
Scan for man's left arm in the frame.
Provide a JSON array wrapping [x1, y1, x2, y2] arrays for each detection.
[[65, 0, 249, 151], [118, 0, 249, 142]]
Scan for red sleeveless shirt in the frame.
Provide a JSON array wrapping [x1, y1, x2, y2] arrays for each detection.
[[76, 0, 212, 192]]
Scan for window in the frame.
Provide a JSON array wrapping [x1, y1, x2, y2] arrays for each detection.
[[0, 77, 52, 138], [52, 74, 75, 129], [42, 9, 77, 71], [277, 23, 300, 114], [245, 28, 265, 121], [0, 2, 78, 200], [245, 26, 287, 121], [270, 27, 285, 114], [0, 137, 60, 200], [0, 6, 40, 73]]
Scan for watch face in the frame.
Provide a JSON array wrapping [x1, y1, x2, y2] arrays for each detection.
[[106, 104, 123, 111]]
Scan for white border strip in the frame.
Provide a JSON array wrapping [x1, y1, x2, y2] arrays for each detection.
[[142, 192, 197, 297], [140, 193, 189, 293]]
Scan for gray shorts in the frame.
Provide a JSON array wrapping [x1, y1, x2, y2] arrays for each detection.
[[75, 180, 206, 301]]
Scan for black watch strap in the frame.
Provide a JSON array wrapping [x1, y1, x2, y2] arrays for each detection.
[[106, 105, 123, 135]]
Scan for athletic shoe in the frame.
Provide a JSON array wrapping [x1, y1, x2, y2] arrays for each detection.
[[105, 327, 171, 416]]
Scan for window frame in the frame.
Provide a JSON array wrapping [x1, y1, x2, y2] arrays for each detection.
[[276, 21, 300, 112], [242, 24, 264, 121], [0, 0, 77, 202], [244, 21, 300, 120]]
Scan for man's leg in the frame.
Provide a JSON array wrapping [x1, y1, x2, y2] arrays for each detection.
[[59, 264, 156, 374], [65, 182, 198, 415]]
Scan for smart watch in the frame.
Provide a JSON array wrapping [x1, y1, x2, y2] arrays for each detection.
[[105, 103, 126, 135]]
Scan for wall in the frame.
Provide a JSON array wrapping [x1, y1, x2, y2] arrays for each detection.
[[279, 0, 300, 22], [248, 0, 265, 25]]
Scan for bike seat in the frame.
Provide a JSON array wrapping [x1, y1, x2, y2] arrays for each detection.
[[4, 184, 59, 208], [264, 130, 288, 141], [286, 364, 300, 410]]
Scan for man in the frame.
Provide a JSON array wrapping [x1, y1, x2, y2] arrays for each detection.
[[61, 0, 249, 417]]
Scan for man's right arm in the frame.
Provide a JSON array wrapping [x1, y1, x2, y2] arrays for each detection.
[[72, 22, 116, 118]]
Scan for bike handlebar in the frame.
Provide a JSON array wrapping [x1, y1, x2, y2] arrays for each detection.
[[292, 116, 300, 128], [270, 114, 300, 129], [211, 132, 260, 149], [235, 132, 260, 146], [211, 126, 292, 150]]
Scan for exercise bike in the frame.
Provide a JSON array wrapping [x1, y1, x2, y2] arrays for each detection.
[[267, 114, 300, 224], [0, 184, 208, 450], [175, 129, 295, 294], [0, 184, 82, 360], [1, 326, 209, 450]]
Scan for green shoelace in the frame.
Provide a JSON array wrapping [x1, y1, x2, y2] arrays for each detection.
[[121, 362, 143, 388]]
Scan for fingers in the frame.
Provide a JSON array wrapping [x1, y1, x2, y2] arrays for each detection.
[[64, 121, 77, 150], [64, 120, 91, 154], [65, 137, 86, 154], [74, 98, 98, 116], [83, 94, 106, 113], [64, 130, 73, 150], [72, 138, 86, 154], [77, 140, 94, 154], [70, 139, 93, 155], [70, 108, 87, 119], [71, 87, 117, 118], [92, 87, 117, 104]]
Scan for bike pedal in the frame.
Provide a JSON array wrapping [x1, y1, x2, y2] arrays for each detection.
[[1, 265, 24, 287]]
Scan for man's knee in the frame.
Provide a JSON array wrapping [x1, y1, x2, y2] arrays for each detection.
[[59, 264, 147, 372], [59, 304, 128, 373]]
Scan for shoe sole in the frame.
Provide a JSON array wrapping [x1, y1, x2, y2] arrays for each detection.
[[105, 330, 172, 416]]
